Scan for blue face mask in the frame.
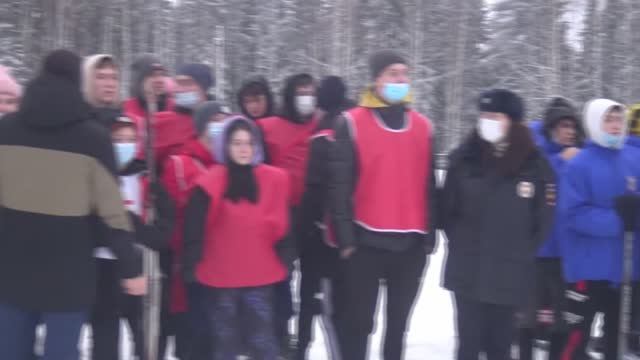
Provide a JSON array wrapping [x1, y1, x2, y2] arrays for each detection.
[[602, 133, 625, 149], [175, 91, 200, 109], [114, 143, 136, 168], [381, 83, 410, 104], [207, 122, 225, 141]]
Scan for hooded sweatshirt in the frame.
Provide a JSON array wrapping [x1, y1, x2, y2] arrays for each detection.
[[82, 54, 122, 129], [237, 76, 275, 121], [559, 99, 640, 283], [182, 116, 291, 288], [0, 51, 139, 311]]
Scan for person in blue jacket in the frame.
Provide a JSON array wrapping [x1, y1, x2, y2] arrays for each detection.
[[519, 98, 584, 360], [559, 99, 640, 360]]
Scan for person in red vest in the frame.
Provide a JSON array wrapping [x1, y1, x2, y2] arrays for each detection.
[[182, 116, 291, 360], [161, 100, 228, 359], [90, 115, 174, 360], [257, 73, 318, 354], [329, 50, 437, 360], [295, 76, 353, 360], [237, 75, 275, 121]]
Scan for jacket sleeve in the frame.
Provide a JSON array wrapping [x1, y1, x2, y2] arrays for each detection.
[[531, 157, 557, 249], [132, 183, 175, 251], [90, 135, 140, 279], [328, 116, 357, 250], [296, 137, 329, 247], [561, 161, 623, 237], [275, 174, 297, 271], [182, 186, 211, 283], [424, 153, 439, 253], [440, 152, 461, 240]]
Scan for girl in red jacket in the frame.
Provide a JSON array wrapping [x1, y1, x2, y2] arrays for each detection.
[[183, 116, 292, 360]]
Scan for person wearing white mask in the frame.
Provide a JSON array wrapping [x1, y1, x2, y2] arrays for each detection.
[[256, 73, 318, 357], [90, 115, 174, 360], [441, 89, 556, 360], [160, 100, 228, 359], [329, 50, 437, 360], [559, 99, 640, 360]]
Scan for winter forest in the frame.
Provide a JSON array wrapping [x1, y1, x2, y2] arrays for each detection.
[[0, 0, 639, 152]]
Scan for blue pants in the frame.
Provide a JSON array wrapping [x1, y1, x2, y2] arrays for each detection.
[[0, 302, 86, 360]]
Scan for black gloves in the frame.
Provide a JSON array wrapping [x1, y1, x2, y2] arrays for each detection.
[[615, 194, 640, 232]]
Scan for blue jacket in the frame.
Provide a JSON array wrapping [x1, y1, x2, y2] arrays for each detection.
[[559, 142, 640, 283], [627, 135, 640, 150], [529, 120, 571, 258]]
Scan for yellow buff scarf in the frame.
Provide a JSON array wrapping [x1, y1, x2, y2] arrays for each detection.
[[629, 103, 640, 136], [358, 86, 413, 108]]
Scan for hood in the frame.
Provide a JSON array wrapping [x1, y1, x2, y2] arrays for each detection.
[[583, 98, 627, 148], [213, 115, 264, 165], [542, 97, 584, 145], [129, 54, 164, 100], [82, 54, 119, 108], [280, 73, 314, 124], [18, 73, 91, 129], [529, 119, 564, 155], [237, 75, 275, 120]]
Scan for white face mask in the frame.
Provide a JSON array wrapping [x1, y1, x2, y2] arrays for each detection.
[[477, 118, 505, 143], [295, 95, 316, 116]]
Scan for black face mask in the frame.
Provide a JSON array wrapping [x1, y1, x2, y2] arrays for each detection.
[[224, 159, 258, 204]]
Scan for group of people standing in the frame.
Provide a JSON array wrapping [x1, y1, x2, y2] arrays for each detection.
[[0, 46, 639, 360]]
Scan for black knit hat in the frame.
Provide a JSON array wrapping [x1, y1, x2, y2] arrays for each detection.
[[43, 49, 81, 85], [176, 63, 215, 93], [478, 89, 525, 122], [369, 50, 407, 80], [318, 76, 347, 112]]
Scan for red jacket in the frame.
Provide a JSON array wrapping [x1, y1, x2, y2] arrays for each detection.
[[257, 116, 318, 206], [195, 164, 290, 288], [161, 139, 216, 313]]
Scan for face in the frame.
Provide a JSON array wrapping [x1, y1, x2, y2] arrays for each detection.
[[143, 69, 167, 97], [94, 66, 119, 106], [111, 125, 137, 144], [375, 64, 410, 95], [228, 128, 254, 165], [243, 94, 268, 119], [175, 75, 206, 102], [602, 110, 625, 136], [480, 111, 511, 133], [295, 84, 315, 97], [552, 119, 577, 146], [0, 93, 19, 114]]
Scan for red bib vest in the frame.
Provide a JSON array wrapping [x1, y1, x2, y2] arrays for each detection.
[[347, 107, 432, 233], [195, 165, 289, 288], [257, 116, 318, 206]]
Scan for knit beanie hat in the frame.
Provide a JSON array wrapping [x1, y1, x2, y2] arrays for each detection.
[[317, 76, 347, 112], [193, 101, 229, 136], [369, 50, 407, 80], [42, 49, 81, 86], [478, 89, 525, 122], [0, 66, 21, 97], [176, 63, 214, 93]]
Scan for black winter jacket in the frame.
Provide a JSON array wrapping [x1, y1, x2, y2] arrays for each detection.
[[441, 132, 555, 306]]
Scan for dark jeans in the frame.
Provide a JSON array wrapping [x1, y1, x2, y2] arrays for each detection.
[[454, 294, 516, 360], [274, 276, 294, 342], [338, 244, 427, 360], [178, 283, 213, 360], [204, 285, 279, 360], [0, 302, 86, 360], [561, 281, 620, 360]]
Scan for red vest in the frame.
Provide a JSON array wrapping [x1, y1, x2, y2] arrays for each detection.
[[257, 116, 318, 206], [347, 107, 432, 233], [195, 165, 289, 288]]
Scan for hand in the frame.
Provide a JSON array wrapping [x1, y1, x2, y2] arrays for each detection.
[[340, 246, 357, 259], [560, 147, 580, 161], [122, 276, 147, 296], [614, 194, 640, 232]]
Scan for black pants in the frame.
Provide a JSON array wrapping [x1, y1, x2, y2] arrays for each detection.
[[454, 294, 516, 360], [561, 280, 620, 360], [204, 285, 279, 360], [338, 245, 426, 360], [297, 241, 342, 359], [177, 283, 213, 360], [90, 259, 144, 360], [518, 258, 567, 360]]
